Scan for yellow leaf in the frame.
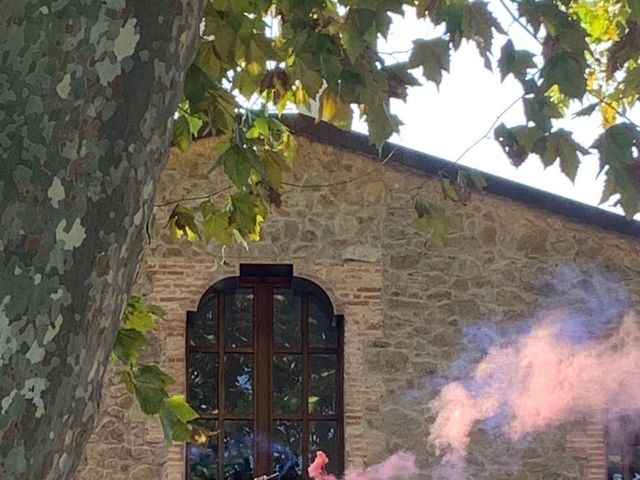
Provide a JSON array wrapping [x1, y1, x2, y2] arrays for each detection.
[[316, 88, 352, 130], [586, 70, 597, 91], [193, 431, 208, 445], [601, 102, 617, 128], [293, 83, 311, 109]]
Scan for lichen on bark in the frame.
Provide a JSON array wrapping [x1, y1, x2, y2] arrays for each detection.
[[0, 1, 204, 478]]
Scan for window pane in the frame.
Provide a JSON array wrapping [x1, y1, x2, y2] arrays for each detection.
[[272, 421, 302, 480], [189, 352, 218, 413], [225, 289, 253, 347], [187, 419, 218, 480], [309, 355, 337, 415], [189, 298, 218, 347], [274, 289, 302, 349], [309, 296, 337, 348], [309, 421, 339, 475], [224, 420, 254, 480], [273, 354, 302, 414], [224, 354, 253, 414]]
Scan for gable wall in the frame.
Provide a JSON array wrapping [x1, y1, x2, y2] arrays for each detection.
[[76, 135, 640, 480]]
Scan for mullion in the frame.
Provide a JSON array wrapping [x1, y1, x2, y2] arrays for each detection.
[[272, 347, 337, 354], [336, 311, 345, 474], [302, 292, 310, 479], [273, 415, 338, 421], [218, 291, 225, 480], [189, 346, 254, 353], [197, 413, 255, 421], [255, 284, 271, 477]]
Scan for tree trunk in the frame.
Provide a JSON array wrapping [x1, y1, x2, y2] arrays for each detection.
[[0, 1, 203, 478]]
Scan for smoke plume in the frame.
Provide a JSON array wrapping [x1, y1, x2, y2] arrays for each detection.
[[308, 451, 420, 480], [428, 309, 640, 475]]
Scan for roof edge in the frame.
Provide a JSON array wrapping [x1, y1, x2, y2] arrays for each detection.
[[280, 114, 640, 240]]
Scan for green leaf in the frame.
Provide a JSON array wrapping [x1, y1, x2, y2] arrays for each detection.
[[599, 169, 617, 205], [409, 38, 450, 86], [290, 57, 325, 98], [365, 99, 401, 151], [573, 102, 598, 118], [469, 170, 487, 190], [123, 307, 155, 332], [173, 116, 191, 152], [221, 146, 253, 188], [201, 206, 233, 245], [540, 129, 587, 181], [123, 296, 160, 333], [593, 123, 640, 166], [158, 397, 197, 442], [592, 123, 640, 217], [194, 40, 221, 81], [168, 205, 200, 241], [131, 365, 173, 415], [159, 408, 183, 441], [231, 191, 267, 238], [112, 328, 149, 366], [264, 151, 285, 189], [246, 117, 269, 139], [121, 370, 134, 394], [523, 95, 563, 132], [413, 199, 451, 247], [498, 39, 536, 82], [184, 64, 212, 105], [541, 52, 587, 99], [441, 178, 459, 201], [495, 123, 546, 167], [147, 303, 167, 318], [462, 1, 505, 57], [136, 365, 174, 388], [342, 10, 371, 62], [165, 395, 199, 423]]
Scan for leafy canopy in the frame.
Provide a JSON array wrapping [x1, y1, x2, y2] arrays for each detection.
[[167, 0, 640, 252]]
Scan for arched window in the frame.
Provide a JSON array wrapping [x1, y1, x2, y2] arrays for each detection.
[[186, 265, 344, 480]]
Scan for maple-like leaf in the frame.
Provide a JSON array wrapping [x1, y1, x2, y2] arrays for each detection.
[[409, 38, 450, 86]]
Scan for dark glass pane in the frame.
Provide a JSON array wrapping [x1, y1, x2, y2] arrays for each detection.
[[309, 296, 337, 348], [272, 421, 302, 480], [309, 421, 339, 476], [225, 354, 253, 414], [309, 355, 337, 415], [273, 354, 302, 414], [187, 419, 218, 480], [274, 289, 302, 349], [189, 352, 218, 413], [189, 298, 218, 347], [224, 420, 254, 480], [225, 289, 254, 347]]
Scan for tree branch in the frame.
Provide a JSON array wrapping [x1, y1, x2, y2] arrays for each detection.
[[454, 94, 524, 163], [498, 0, 543, 46], [154, 186, 232, 207]]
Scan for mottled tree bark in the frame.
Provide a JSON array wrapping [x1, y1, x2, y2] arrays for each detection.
[[0, 1, 204, 478]]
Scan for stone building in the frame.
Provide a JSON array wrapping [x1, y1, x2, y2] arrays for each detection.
[[77, 115, 640, 480]]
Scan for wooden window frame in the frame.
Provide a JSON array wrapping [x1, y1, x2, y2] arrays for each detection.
[[186, 266, 344, 480]]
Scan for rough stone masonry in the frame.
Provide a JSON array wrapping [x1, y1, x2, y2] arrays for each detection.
[[77, 134, 640, 480]]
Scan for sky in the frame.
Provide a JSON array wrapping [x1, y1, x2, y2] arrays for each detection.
[[348, 2, 639, 215]]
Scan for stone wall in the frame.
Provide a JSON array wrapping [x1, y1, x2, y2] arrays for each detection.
[[76, 133, 640, 480]]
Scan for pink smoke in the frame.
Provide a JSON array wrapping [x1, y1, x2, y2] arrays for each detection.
[[428, 311, 640, 471], [308, 451, 419, 480]]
